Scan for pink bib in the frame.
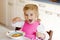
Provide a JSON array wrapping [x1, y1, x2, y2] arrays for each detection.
[[22, 21, 40, 39]]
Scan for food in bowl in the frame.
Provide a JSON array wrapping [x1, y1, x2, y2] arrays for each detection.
[[6, 31, 30, 40], [6, 31, 25, 39], [11, 33, 23, 37]]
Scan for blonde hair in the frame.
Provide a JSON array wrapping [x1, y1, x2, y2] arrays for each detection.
[[23, 4, 39, 19], [23, 4, 38, 11]]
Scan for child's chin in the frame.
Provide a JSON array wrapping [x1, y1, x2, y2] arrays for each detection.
[[28, 21, 34, 24]]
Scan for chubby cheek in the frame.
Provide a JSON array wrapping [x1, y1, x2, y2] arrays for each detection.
[[25, 15, 36, 21], [24, 16, 28, 20], [33, 15, 37, 20]]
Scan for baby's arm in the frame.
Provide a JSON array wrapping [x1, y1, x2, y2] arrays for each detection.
[[12, 17, 24, 30], [36, 23, 49, 40], [36, 23, 45, 39]]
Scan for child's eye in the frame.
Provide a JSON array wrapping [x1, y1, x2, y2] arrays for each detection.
[[25, 14, 28, 16]]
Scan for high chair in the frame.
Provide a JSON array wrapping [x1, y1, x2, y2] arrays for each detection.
[[47, 30, 53, 40]]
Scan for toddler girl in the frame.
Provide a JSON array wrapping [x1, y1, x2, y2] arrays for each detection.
[[12, 4, 49, 40]]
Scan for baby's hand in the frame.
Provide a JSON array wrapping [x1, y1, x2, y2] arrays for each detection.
[[12, 17, 21, 23], [36, 32, 45, 39], [37, 19, 41, 22]]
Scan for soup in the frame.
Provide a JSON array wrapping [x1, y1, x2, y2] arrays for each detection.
[[11, 33, 23, 37]]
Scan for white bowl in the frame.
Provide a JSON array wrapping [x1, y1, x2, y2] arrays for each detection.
[[6, 31, 25, 39]]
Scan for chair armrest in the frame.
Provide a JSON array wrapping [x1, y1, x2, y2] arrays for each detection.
[[47, 30, 53, 40]]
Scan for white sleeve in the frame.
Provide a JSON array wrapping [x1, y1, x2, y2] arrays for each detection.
[[12, 21, 24, 27], [37, 23, 45, 33], [37, 23, 49, 40]]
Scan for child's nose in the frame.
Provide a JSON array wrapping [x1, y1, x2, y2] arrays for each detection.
[[28, 16, 32, 19]]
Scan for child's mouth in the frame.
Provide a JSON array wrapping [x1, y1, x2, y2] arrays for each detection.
[[29, 19, 32, 22]]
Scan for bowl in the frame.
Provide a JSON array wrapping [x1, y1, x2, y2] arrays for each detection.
[[6, 31, 25, 39]]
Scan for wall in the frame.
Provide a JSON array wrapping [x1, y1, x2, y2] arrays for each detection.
[[0, 0, 6, 25]]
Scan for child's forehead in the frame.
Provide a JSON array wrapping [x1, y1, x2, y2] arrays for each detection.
[[25, 10, 36, 13], [27, 9, 34, 12]]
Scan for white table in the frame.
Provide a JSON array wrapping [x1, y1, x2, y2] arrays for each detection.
[[0, 25, 11, 40], [0, 25, 29, 40]]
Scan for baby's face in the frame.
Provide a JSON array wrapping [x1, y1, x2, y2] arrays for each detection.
[[24, 10, 37, 24]]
